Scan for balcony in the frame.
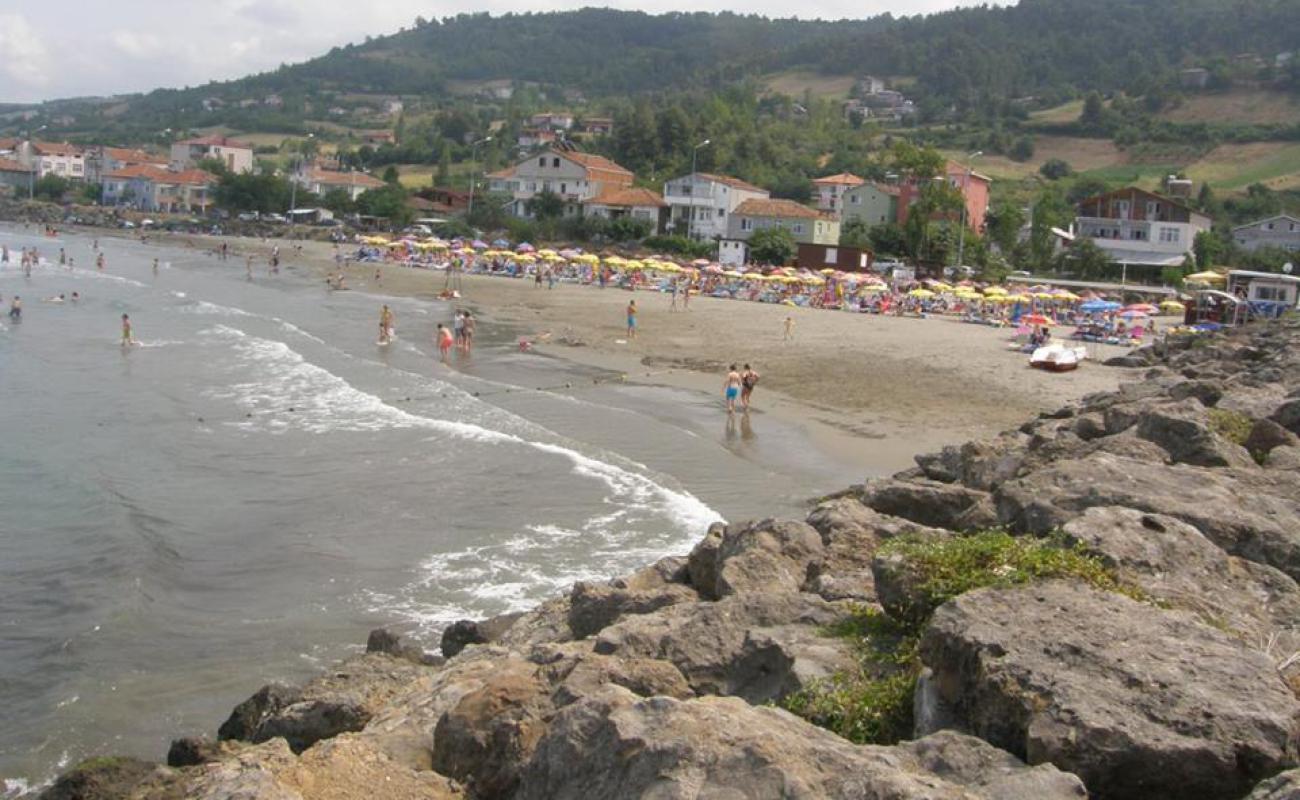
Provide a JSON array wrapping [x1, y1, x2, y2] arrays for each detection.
[[1076, 216, 1193, 255]]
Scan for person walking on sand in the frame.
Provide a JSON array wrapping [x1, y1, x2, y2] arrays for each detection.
[[626, 300, 637, 339], [740, 364, 760, 410], [670, 280, 679, 311], [120, 314, 136, 346], [437, 323, 454, 362], [723, 364, 742, 414], [783, 315, 795, 341], [683, 281, 692, 311]]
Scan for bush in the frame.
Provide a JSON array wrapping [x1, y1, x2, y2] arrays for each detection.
[[643, 234, 715, 260], [781, 531, 1140, 745], [1207, 408, 1253, 446]]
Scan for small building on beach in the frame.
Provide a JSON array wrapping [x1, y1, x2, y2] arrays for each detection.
[[0, 157, 34, 194], [718, 198, 840, 266], [581, 186, 666, 231]]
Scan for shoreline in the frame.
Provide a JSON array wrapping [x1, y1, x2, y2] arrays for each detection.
[[61, 226, 1131, 476]]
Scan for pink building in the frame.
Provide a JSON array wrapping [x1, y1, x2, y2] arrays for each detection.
[[896, 161, 990, 232]]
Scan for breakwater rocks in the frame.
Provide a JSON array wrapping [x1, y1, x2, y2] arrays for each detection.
[[43, 321, 1300, 800]]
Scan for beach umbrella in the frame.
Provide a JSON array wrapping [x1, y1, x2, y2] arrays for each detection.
[[537, 248, 559, 258], [908, 288, 935, 299], [516, 253, 537, 263], [516, 242, 536, 253], [558, 248, 580, 259], [1123, 303, 1159, 315], [722, 270, 744, 278], [1022, 314, 1056, 326], [819, 268, 836, 274], [492, 238, 510, 247], [691, 258, 712, 267], [983, 286, 1008, 295], [471, 239, 488, 250], [1160, 300, 1186, 313], [704, 264, 723, 274], [1118, 310, 1150, 320], [1079, 299, 1120, 313], [1185, 270, 1226, 285]]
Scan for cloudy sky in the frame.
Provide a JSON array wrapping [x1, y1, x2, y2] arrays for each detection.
[[1, 0, 997, 103]]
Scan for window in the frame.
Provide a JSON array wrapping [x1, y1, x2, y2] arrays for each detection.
[[1115, 200, 1130, 217], [538, 158, 546, 167], [1256, 286, 1288, 302], [1268, 222, 1276, 230], [717, 208, 724, 218], [1159, 226, 1181, 244], [560, 183, 567, 194], [825, 248, 838, 264], [792, 223, 804, 234], [552, 157, 560, 168], [741, 218, 753, 231], [850, 194, 860, 205], [1145, 201, 1158, 219]]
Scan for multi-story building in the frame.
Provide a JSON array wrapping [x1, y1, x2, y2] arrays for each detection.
[[581, 187, 665, 230], [812, 172, 864, 215], [662, 172, 769, 241], [529, 112, 575, 131], [85, 146, 167, 184], [840, 182, 900, 227], [170, 135, 254, 174], [0, 157, 34, 194], [486, 148, 635, 218], [897, 161, 992, 233], [1074, 187, 1212, 268], [1232, 215, 1300, 253], [17, 141, 87, 181], [102, 165, 216, 212], [293, 165, 387, 201], [717, 198, 840, 266]]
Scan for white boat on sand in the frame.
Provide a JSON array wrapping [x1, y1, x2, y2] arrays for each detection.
[[1029, 343, 1088, 372]]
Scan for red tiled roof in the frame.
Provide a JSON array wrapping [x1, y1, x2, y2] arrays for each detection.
[[0, 157, 32, 173], [583, 187, 666, 208], [944, 161, 992, 183], [104, 165, 215, 185], [486, 167, 514, 179], [813, 172, 864, 186], [167, 169, 217, 186], [104, 164, 171, 181], [0, 138, 19, 151], [32, 141, 83, 157], [734, 198, 820, 219], [696, 172, 767, 194], [304, 168, 385, 188], [178, 135, 252, 149], [557, 149, 634, 180], [103, 146, 164, 165]]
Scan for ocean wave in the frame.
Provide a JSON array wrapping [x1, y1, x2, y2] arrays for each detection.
[[178, 300, 253, 318]]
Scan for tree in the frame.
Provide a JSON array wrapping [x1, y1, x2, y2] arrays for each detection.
[[839, 218, 872, 249], [525, 189, 566, 220], [321, 188, 356, 216], [382, 165, 401, 185], [1193, 229, 1225, 269], [1059, 238, 1113, 279], [1029, 184, 1073, 269], [608, 216, 653, 242], [1009, 136, 1035, 162], [195, 157, 231, 177], [213, 172, 293, 213], [435, 142, 452, 187], [868, 223, 908, 257], [984, 200, 1026, 254], [31, 174, 71, 203], [1039, 159, 1073, 181], [466, 191, 512, 231], [1080, 91, 1107, 129], [78, 182, 103, 205], [748, 227, 796, 266], [355, 184, 412, 227]]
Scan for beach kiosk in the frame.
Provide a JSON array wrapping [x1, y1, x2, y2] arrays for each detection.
[[1226, 269, 1300, 318]]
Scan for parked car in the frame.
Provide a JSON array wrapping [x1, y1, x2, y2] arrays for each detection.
[[237, 211, 259, 221], [403, 224, 433, 236], [262, 213, 287, 224]]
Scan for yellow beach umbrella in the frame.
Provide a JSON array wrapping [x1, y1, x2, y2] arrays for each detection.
[[1160, 300, 1186, 313], [1185, 270, 1226, 284], [983, 286, 1007, 295], [908, 288, 935, 299]]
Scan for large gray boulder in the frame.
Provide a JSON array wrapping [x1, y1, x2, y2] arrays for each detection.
[[858, 477, 996, 530], [591, 592, 853, 703], [804, 498, 943, 602], [996, 452, 1300, 580], [1134, 398, 1257, 468], [567, 579, 697, 639], [518, 687, 1086, 800], [920, 581, 1300, 800], [1248, 768, 1300, 799], [713, 519, 825, 598]]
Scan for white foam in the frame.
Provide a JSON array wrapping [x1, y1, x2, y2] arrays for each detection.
[[201, 324, 722, 634], [133, 339, 184, 348], [2, 779, 30, 798], [180, 300, 253, 318]]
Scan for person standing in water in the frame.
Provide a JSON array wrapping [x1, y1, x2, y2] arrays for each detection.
[[740, 364, 760, 410], [379, 305, 395, 344], [626, 300, 637, 339], [96, 252, 105, 271], [121, 314, 136, 346], [462, 311, 476, 353], [437, 323, 453, 362], [152, 258, 159, 275], [723, 364, 742, 414], [245, 256, 253, 279]]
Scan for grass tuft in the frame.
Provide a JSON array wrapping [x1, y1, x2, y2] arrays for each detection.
[[1207, 407, 1254, 447]]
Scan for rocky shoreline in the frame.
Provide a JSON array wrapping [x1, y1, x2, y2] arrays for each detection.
[[41, 321, 1300, 800]]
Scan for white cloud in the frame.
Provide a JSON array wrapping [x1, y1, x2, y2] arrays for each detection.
[[0, 0, 1005, 102], [0, 13, 52, 97]]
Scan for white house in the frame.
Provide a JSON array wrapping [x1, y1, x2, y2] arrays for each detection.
[[1227, 270, 1300, 306], [17, 141, 87, 181], [170, 135, 254, 174], [293, 166, 387, 201], [487, 148, 634, 218], [1074, 187, 1212, 269], [662, 172, 769, 241], [1233, 215, 1300, 253], [581, 187, 665, 230], [812, 172, 864, 215], [717, 198, 840, 266]]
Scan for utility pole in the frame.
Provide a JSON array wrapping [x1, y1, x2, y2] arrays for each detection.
[[467, 136, 493, 222], [689, 139, 711, 241], [955, 150, 982, 271]]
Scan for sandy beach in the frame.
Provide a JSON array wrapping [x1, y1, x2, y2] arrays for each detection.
[[151, 232, 1132, 474]]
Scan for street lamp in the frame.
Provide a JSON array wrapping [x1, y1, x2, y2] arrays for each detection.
[[689, 138, 711, 241], [24, 125, 47, 200], [287, 133, 314, 232], [955, 150, 982, 271], [467, 136, 493, 221]]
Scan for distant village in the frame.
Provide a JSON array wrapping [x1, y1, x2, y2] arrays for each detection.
[[1, 72, 1297, 279]]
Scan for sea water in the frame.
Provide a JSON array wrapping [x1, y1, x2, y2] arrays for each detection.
[[0, 225, 856, 793]]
